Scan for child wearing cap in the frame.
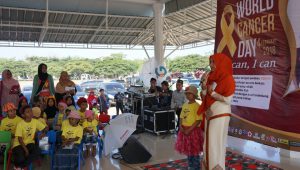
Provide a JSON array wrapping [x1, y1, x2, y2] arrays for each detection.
[[12, 105, 47, 169], [32, 107, 47, 126], [77, 97, 88, 125], [175, 85, 203, 170], [53, 111, 83, 169], [82, 110, 98, 157], [0, 102, 23, 137], [0, 103, 22, 161]]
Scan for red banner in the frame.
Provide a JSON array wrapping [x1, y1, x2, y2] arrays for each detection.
[[214, 0, 300, 150]]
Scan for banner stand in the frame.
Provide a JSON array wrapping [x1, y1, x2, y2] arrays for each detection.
[[280, 149, 300, 158]]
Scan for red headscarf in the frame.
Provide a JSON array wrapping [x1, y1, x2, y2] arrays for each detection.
[[198, 53, 235, 115]]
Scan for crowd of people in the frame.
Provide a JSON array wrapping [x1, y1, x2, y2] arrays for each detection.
[[0, 63, 111, 170], [145, 53, 235, 170], [0, 52, 235, 170]]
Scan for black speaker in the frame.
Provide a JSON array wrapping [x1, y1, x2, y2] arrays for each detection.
[[119, 136, 152, 164]]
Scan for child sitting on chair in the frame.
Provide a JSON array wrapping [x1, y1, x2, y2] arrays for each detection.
[[53, 111, 83, 170], [0, 103, 23, 137], [32, 107, 47, 127], [53, 102, 68, 131], [12, 106, 47, 169], [82, 110, 98, 157], [0, 103, 22, 163], [76, 97, 88, 125]]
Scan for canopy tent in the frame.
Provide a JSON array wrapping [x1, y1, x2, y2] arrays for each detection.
[[0, 0, 216, 50]]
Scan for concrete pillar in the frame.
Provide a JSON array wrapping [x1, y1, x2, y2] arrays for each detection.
[[153, 2, 164, 67]]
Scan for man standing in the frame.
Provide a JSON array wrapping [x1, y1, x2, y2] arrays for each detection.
[[171, 79, 186, 132], [98, 89, 109, 114], [114, 91, 124, 115]]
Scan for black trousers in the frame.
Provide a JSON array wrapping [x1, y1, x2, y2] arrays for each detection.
[[116, 102, 124, 115], [12, 143, 40, 168], [176, 108, 182, 131]]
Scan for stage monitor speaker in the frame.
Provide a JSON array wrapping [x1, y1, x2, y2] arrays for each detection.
[[119, 136, 152, 164]]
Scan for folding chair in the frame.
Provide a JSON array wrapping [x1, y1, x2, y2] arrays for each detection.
[[0, 131, 11, 170]]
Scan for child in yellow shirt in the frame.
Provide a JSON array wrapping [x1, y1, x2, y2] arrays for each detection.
[[76, 97, 88, 125], [12, 105, 47, 169], [53, 102, 67, 131], [175, 86, 203, 170], [0, 102, 22, 137], [53, 111, 83, 169], [32, 107, 47, 127], [82, 110, 99, 157], [0, 103, 22, 163]]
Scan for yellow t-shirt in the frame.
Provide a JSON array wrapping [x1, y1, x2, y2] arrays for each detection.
[[56, 113, 64, 126], [0, 116, 22, 135], [77, 110, 86, 125], [13, 119, 46, 148], [38, 118, 47, 126], [67, 105, 76, 111], [62, 123, 83, 144], [180, 102, 202, 126], [82, 119, 98, 135], [61, 119, 70, 129]]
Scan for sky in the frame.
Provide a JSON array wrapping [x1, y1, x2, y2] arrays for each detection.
[[0, 44, 214, 60]]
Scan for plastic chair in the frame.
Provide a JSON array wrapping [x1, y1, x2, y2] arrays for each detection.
[[96, 126, 105, 159], [6, 148, 33, 170], [0, 131, 12, 170], [38, 130, 56, 169], [78, 141, 85, 170]]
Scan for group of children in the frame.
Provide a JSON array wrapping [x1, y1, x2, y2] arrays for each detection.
[[0, 79, 205, 170], [0, 94, 106, 170]]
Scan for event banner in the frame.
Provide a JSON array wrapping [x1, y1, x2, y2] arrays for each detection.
[[214, 0, 300, 150]]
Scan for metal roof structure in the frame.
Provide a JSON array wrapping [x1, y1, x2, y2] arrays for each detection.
[[0, 0, 216, 50]]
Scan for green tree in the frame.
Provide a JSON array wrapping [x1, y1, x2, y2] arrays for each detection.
[[167, 54, 209, 72]]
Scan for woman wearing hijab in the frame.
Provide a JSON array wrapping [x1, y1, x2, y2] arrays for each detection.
[[31, 63, 55, 105], [198, 53, 235, 170], [0, 69, 21, 108], [55, 71, 76, 104]]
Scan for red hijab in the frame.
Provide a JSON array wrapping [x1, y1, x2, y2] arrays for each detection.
[[198, 53, 235, 115]]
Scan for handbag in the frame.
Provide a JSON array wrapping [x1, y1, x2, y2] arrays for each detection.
[[9, 85, 20, 94]]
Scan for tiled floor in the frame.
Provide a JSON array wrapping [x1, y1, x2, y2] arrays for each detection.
[[3, 133, 300, 170], [3, 104, 300, 170], [82, 134, 300, 170]]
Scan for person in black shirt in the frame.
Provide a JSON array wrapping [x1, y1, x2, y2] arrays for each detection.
[[114, 91, 124, 115], [159, 81, 172, 108], [148, 78, 162, 94]]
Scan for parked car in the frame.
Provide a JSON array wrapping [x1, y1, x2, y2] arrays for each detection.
[[22, 85, 33, 102], [99, 82, 126, 105], [110, 79, 126, 88], [80, 80, 103, 95], [73, 84, 86, 104]]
